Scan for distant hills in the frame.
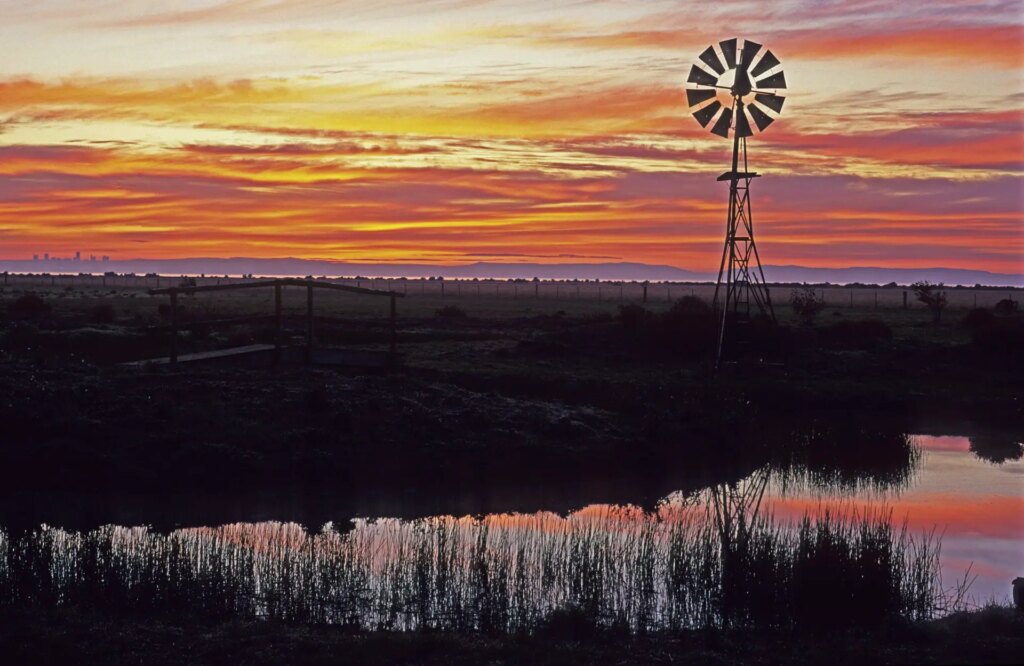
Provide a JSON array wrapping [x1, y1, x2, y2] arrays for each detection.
[[1, 257, 1021, 287]]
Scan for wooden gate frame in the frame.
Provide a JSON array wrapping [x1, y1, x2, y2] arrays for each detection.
[[149, 278, 402, 365]]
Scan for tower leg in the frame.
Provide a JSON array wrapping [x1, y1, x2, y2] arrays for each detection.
[[714, 116, 775, 367]]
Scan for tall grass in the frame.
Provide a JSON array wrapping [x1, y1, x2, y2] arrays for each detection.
[[0, 494, 948, 632]]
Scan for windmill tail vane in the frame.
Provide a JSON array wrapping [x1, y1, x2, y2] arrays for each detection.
[[684, 37, 786, 366]]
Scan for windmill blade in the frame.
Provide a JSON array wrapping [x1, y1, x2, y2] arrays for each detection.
[[719, 38, 738, 69], [750, 49, 780, 78], [747, 103, 776, 131], [710, 106, 733, 138], [698, 45, 725, 75], [754, 92, 785, 114], [740, 40, 762, 66], [686, 88, 717, 107], [755, 71, 787, 89], [735, 108, 754, 138], [692, 100, 722, 127], [687, 64, 719, 87]]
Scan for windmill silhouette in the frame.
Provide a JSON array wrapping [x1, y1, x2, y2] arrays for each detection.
[[685, 38, 786, 364]]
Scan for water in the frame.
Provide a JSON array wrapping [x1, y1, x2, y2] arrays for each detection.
[[1, 430, 1020, 626]]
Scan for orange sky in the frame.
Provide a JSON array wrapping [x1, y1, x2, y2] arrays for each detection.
[[1, 1, 1021, 272]]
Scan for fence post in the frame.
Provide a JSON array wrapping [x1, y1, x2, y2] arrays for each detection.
[[389, 294, 397, 365], [441, 281, 445, 298], [274, 283, 283, 363], [535, 282, 539, 298], [169, 292, 178, 365], [903, 291, 908, 310], [642, 282, 648, 303], [306, 284, 314, 362]]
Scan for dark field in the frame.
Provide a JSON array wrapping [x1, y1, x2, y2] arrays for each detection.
[[0, 276, 1021, 520], [0, 276, 1022, 663]]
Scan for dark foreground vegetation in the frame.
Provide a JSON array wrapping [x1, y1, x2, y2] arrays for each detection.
[[1, 605, 1020, 665]]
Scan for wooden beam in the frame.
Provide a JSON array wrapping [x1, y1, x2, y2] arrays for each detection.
[[148, 277, 403, 298]]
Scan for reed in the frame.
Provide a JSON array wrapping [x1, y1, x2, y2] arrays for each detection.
[[0, 493, 948, 633]]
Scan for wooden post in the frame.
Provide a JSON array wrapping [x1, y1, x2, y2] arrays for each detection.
[[274, 283, 283, 362], [642, 282, 648, 303], [169, 292, 178, 365], [903, 291, 908, 309], [535, 282, 539, 298], [441, 281, 445, 298], [306, 284, 314, 362], [389, 294, 397, 363]]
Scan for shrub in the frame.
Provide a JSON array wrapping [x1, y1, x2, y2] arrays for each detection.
[[962, 308, 994, 331], [967, 316, 1024, 355], [617, 303, 651, 330], [435, 305, 468, 318], [994, 298, 1018, 316], [911, 281, 947, 323], [790, 287, 824, 325], [90, 303, 116, 324], [657, 297, 717, 358], [8, 293, 51, 318], [819, 320, 892, 351]]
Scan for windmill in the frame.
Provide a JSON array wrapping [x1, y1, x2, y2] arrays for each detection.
[[685, 38, 786, 363]]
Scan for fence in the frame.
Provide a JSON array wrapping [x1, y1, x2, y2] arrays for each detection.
[[2, 272, 1019, 311]]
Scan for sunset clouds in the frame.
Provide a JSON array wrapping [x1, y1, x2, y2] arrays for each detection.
[[1, 1, 1021, 271]]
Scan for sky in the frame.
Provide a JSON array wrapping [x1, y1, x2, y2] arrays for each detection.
[[1, 0, 1022, 272]]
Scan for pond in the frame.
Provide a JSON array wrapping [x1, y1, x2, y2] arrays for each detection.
[[1, 428, 1019, 630]]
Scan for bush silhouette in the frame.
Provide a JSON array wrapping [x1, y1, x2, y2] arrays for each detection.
[[790, 286, 824, 325], [994, 298, 1018, 316], [911, 281, 947, 323], [617, 297, 717, 359], [435, 305, 468, 318], [617, 303, 651, 330], [962, 308, 995, 331], [819, 320, 892, 351], [90, 303, 116, 324], [8, 293, 51, 318]]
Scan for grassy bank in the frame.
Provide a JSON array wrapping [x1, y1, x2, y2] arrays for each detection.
[[0, 604, 1020, 665]]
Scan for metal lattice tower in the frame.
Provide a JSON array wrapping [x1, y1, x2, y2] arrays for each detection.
[[684, 38, 786, 364]]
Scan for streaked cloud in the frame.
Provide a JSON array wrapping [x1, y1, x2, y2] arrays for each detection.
[[0, 0, 1021, 272]]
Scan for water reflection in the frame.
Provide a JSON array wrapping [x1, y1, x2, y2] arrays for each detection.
[[1, 427, 1020, 623]]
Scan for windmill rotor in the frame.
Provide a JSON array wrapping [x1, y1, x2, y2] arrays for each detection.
[[684, 37, 786, 140]]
